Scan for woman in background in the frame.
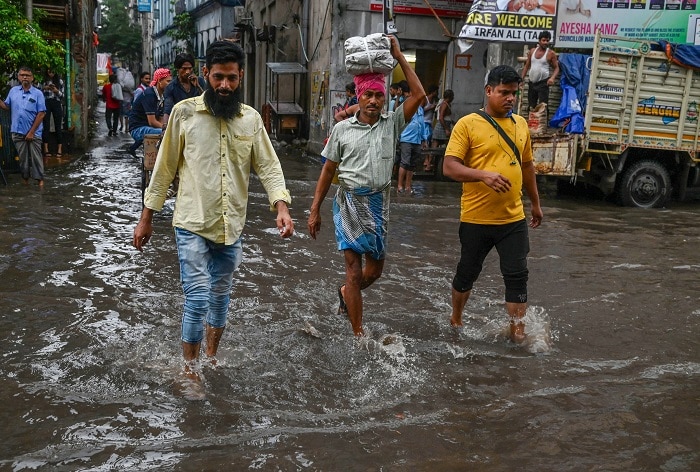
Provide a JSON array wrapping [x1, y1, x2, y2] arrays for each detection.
[[103, 74, 121, 137], [42, 70, 64, 157], [431, 89, 455, 148]]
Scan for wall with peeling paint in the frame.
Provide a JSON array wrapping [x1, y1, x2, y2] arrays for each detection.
[[68, 0, 99, 150]]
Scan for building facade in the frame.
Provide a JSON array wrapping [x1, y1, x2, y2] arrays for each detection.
[[150, 0, 241, 70], [148, 0, 521, 155], [34, 0, 100, 151]]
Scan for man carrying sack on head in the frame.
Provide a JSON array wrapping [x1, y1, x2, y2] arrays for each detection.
[[307, 35, 426, 337]]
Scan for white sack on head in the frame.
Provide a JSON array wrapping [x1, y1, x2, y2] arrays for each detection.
[[344, 33, 396, 76]]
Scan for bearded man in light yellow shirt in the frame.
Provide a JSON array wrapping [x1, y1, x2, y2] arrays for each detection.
[[133, 41, 294, 399], [443, 65, 543, 344]]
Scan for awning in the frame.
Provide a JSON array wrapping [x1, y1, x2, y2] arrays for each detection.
[[266, 63, 307, 75]]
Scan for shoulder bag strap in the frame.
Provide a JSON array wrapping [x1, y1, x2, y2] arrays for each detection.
[[474, 109, 521, 166]]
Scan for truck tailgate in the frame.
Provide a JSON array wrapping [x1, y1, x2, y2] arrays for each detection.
[[587, 37, 700, 153], [531, 133, 577, 176]]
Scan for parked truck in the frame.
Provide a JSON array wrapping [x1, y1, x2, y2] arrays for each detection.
[[531, 33, 700, 208]]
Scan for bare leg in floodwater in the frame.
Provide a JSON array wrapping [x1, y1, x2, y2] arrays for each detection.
[[450, 287, 470, 328], [341, 250, 384, 336], [451, 288, 528, 343], [204, 324, 225, 364], [506, 302, 527, 343], [178, 341, 205, 400]]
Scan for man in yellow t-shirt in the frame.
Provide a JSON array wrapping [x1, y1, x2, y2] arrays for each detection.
[[443, 65, 543, 344]]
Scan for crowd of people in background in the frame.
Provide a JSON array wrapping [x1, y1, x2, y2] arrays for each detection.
[[3, 54, 459, 179], [0, 66, 72, 189], [0, 60, 167, 183], [125, 67, 171, 157]]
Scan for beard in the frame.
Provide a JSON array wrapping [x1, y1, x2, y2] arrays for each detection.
[[204, 87, 242, 120]]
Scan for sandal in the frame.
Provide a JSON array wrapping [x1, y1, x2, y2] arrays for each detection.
[[55, 153, 62, 157], [337, 285, 347, 316], [44, 151, 52, 157]]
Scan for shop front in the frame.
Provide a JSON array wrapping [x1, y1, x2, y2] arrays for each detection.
[[306, 0, 487, 155]]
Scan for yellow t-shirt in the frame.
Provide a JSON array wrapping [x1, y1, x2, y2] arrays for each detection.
[[445, 113, 532, 224]]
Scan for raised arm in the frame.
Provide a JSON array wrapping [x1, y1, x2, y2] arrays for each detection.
[[387, 36, 425, 122]]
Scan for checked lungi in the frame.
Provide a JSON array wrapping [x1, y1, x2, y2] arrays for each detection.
[[333, 183, 390, 260]]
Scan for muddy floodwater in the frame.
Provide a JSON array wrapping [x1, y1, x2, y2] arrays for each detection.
[[1, 128, 699, 471]]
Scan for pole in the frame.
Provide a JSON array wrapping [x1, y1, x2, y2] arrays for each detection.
[[65, 35, 71, 129], [383, 0, 397, 35], [420, 0, 454, 38]]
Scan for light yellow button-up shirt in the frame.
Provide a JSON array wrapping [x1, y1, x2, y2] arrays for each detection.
[[143, 96, 292, 244]]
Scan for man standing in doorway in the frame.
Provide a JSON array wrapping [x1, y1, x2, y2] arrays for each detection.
[[307, 35, 425, 336], [133, 41, 294, 399], [442, 65, 542, 344], [521, 31, 559, 111], [0, 67, 47, 189]]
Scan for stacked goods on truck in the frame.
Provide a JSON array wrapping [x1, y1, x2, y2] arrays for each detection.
[[531, 32, 700, 208]]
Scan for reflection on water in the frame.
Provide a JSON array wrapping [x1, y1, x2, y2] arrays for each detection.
[[0, 133, 699, 470]]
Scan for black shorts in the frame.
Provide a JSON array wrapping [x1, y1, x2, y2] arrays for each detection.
[[399, 142, 422, 170], [452, 219, 530, 303]]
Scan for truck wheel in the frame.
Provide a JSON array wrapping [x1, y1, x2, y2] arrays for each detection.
[[619, 160, 671, 208]]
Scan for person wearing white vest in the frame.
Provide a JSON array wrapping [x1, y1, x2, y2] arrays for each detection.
[[520, 31, 559, 112]]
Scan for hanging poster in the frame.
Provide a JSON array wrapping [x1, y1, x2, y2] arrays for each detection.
[[457, 0, 557, 44], [556, 0, 698, 47]]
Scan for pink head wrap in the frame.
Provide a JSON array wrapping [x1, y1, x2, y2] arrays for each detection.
[[354, 73, 386, 98], [150, 68, 172, 86]]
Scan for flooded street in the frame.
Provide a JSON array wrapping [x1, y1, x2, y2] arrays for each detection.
[[1, 113, 699, 470]]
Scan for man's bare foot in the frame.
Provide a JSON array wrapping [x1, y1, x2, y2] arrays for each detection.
[[510, 321, 526, 344], [450, 315, 463, 328], [38, 180, 44, 190], [175, 364, 206, 400], [337, 285, 347, 316], [350, 316, 364, 336]]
